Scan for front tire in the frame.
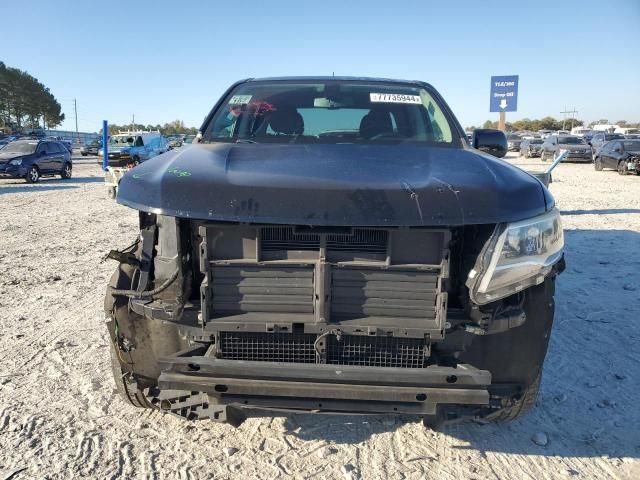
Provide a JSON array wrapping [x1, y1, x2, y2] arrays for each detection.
[[489, 372, 541, 422], [61, 163, 72, 179], [594, 157, 603, 171], [25, 166, 40, 183], [109, 342, 152, 409], [618, 161, 628, 175]]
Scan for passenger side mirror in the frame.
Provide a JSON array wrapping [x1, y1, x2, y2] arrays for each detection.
[[472, 129, 507, 158]]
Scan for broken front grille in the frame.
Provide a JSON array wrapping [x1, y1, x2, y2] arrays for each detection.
[[218, 332, 427, 368]]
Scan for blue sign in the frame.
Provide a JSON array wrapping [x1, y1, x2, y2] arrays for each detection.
[[490, 75, 518, 112]]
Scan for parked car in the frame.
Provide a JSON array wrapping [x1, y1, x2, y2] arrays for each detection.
[[593, 139, 640, 175], [541, 135, 591, 162], [104, 76, 564, 429], [182, 134, 196, 144], [506, 133, 522, 151], [81, 140, 102, 156], [588, 132, 625, 158], [519, 138, 544, 158], [167, 136, 183, 149], [0, 139, 72, 183], [99, 131, 167, 167]]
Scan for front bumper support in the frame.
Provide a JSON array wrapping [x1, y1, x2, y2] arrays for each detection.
[[151, 355, 491, 419]]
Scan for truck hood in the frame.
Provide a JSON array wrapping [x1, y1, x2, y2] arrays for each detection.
[[117, 143, 548, 226]]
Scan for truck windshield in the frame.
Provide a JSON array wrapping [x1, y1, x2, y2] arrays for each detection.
[[203, 81, 457, 146], [110, 136, 134, 145]]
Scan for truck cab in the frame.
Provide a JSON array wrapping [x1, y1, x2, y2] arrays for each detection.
[[104, 77, 564, 428]]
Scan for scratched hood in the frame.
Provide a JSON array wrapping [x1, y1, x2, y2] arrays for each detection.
[[116, 143, 549, 226]]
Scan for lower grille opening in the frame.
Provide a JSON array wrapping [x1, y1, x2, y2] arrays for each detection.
[[218, 332, 427, 368], [326, 335, 426, 368]]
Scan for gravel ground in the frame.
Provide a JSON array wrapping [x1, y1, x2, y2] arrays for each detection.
[[0, 153, 638, 480]]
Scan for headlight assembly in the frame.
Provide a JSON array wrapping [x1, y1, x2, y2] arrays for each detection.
[[9, 158, 22, 166], [467, 208, 564, 305]]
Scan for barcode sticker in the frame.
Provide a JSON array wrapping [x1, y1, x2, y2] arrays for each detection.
[[229, 95, 252, 105], [370, 93, 422, 104]]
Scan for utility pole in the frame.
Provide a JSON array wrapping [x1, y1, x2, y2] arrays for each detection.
[[73, 99, 79, 142], [131, 114, 135, 132], [560, 107, 578, 130]]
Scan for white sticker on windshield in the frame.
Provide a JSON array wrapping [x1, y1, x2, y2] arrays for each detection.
[[229, 95, 252, 105], [370, 93, 422, 104]]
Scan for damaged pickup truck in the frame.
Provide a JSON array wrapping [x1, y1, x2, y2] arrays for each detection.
[[104, 77, 565, 428]]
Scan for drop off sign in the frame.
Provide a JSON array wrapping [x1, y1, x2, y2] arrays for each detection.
[[490, 75, 518, 112]]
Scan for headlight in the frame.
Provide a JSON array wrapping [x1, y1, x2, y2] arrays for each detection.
[[9, 158, 22, 166], [467, 208, 564, 304]]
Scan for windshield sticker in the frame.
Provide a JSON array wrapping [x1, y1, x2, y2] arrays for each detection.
[[229, 95, 253, 105], [370, 93, 422, 104]]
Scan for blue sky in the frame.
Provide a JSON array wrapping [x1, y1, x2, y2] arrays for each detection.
[[3, 0, 639, 132]]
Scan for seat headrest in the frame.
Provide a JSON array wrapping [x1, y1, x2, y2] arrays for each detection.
[[269, 106, 304, 135], [359, 109, 393, 139]]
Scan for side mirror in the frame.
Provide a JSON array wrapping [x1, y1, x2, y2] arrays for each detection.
[[472, 129, 507, 158], [614, 147, 622, 153]]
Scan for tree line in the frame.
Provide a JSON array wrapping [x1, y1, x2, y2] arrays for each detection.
[[467, 117, 640, 132], [0, 62, 65, 131], [101, 119, 198, 136]]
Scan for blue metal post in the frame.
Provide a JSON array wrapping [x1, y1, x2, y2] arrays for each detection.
[[102, 120, 108, 171]]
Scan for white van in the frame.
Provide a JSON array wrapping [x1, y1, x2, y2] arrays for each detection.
[[570, 127, 591, 137], [614, 127, 640, 136]]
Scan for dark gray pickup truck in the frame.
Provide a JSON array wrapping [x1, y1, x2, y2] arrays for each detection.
[[104, 77, 564, 428]]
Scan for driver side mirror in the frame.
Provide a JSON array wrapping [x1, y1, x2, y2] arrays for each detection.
[[472, 129, 507, 158]]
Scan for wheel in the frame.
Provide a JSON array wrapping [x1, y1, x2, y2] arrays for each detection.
[[60, 163, 72, 179], [81, 152, 87, 156], [541, 151, 547, 162], [107, 186, 117, 199], [618, 161, 628, 176], [106, 262, 154, 410], [25, 166, 40, 183], [489, 372, 542, 422], [132, 156, 140, 166], [109, 342, 152, 409], [458, 279, 556, 423], [594, 157, 603, 171]]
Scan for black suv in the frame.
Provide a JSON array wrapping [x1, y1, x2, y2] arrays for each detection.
[[104, 77, 564, 428], [0, 139, 72, 183], [541, 135, 591, 162]]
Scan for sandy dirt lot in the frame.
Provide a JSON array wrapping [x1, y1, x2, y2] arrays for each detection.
[[0, 154, 638, 479]]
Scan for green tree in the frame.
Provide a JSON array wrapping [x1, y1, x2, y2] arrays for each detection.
[[0, 62, 64, 131]]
